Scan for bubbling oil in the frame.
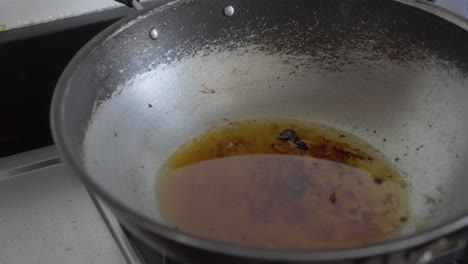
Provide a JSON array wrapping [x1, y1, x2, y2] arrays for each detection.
[[157, 119, 409, 249]]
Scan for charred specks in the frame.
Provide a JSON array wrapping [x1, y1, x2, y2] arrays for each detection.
[[374, 178, 384, 185], [329, 192, 337, 204], [373, 130, 377, 134], [338, 134, 346, 138], [148, 103, 153, 108], [113, 131, 118, 138], [279, 129, 296, 140], [416, 145, 424, 151], [456, 154, 459, 158], [291, 137, 309, 151], [399, 216, 408, 223], [394, 157, 399, 162], [201, 88, 216, 94], [424, 195, 436, 205], [383, 138, 387, 142], [278, 129, 309, 151]]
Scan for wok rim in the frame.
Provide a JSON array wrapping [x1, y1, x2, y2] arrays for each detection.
[[51, 0, 468, 261]]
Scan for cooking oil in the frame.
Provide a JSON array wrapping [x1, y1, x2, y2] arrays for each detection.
[[157, 119, 408, 249]]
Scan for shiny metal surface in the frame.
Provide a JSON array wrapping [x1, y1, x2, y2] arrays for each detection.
[[51, 0, 468, 262], [0, 146, 138, 264], [149, 28, 158, 40], [223, 6, 234, 17]]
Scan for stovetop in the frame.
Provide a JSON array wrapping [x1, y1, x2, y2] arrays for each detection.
[[0, 145, 183, 264]]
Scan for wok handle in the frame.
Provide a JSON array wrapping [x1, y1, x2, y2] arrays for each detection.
[[114, 0, 143, 10]]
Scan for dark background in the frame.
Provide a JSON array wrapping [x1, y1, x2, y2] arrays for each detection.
[[0, 20, 117, 158]]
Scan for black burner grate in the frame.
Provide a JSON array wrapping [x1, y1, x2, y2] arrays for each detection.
[[125, 229, 183, 264]]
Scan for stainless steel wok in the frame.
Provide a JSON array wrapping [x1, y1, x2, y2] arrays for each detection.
[[51, 0, 468, 262]]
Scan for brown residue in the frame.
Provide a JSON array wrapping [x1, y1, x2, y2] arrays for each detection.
[[309, 140, 372, 166], [201, 84, 216, 94], [329, 192, 337, 204]]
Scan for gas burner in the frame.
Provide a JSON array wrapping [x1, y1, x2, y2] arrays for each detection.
[[125, 229, 183, 264]]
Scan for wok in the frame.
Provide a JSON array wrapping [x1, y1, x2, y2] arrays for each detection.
[[51, 0, 468, 263]]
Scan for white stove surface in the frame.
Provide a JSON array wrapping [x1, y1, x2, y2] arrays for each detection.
[[0, 146, 141, 264]]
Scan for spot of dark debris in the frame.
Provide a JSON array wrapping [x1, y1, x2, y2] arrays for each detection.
[[148, 103, 153, 108], [402, 124, 406, 127], [201, 88, 216, 94], [276, 76, 280, 79], [400, 216, 408, 222], [373, 130, 376, 133], [429, 124, 432, 128], [113, 131, 118, 138], [403, 153, 408, 156], [338, 134, 346, 138], [456, 154, 459, 158], [281, 85, 284, 88], [329, 192, 337, 204], [374, 178, 383, 184], [394, 157, 399, 162], [383, 138, 386, 142], [366, 128, 369, 131]]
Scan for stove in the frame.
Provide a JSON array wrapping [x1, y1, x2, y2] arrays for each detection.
[[0, 145, 186, 264]]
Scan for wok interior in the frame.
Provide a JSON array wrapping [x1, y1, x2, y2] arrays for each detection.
[[58, 0, 468, 248]]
